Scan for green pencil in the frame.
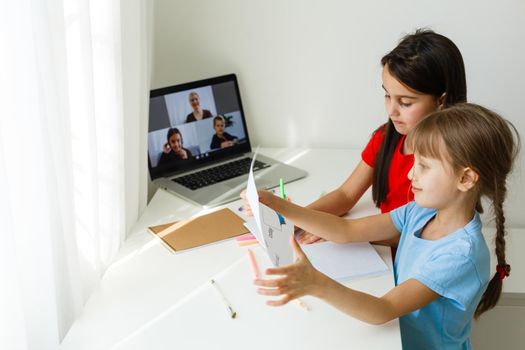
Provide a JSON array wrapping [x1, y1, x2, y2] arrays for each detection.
[[279, 178, 286, 199]]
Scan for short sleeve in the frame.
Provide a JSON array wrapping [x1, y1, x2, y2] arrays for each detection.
[[389, 202, 415, 233], [361, 129, 384, 167], [414, 253, 483, 310]]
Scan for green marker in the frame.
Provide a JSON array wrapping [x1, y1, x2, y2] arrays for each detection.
[[279, 178, 286, 199]]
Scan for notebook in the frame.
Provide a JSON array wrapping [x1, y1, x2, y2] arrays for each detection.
[[148, 208, 249, 252], [148, 74, 307, 207]]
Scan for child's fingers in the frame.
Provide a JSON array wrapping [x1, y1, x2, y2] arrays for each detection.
[[290, 234, 308, 259], [265, 265, 294, 276], [295, 231, 309, 243], [254, 276, 288, 288], [266, 296, 291, 307], [240, 190, 247, 200], [257, 287, 286, 297], [240, 190, 255, 216], [294, 227, 305, 235], [302, 233, 322, 244]]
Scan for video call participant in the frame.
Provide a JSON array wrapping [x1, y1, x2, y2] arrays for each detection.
[[157, 128, 192, 166], [210, 115, 238, 149], [185, 91, 213, 123]]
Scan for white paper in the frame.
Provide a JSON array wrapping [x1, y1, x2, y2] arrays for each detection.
[[245, 154, 294, 266], [246, 158, 263, 238], [243, 220, 264, 249], [257, 203, 294, 266], [301, 241, 388, 281]]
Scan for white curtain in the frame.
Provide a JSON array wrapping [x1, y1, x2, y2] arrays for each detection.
[[0, 0, 149, 348]]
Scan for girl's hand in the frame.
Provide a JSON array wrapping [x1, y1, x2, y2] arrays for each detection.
[[239, 190, 291, 217], [254, 235, 323, 306], [175, 148, 188, 159], [239, 190, 254, 216], [256, 189, 279, 208], [221, 140, 235, 148], [163, 143, 171, 154], [295, 229, 326, 244]]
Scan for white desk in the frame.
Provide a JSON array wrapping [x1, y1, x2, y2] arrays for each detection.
[[60, 149, 402, 350]]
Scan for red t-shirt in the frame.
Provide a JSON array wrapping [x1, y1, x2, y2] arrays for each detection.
[[361, 129, 414, 213]]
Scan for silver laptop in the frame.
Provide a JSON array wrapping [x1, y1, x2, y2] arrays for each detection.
[[148, 74, 307, 207]]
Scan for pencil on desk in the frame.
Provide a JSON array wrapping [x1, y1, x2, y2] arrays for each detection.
[[247, 249, 260, 279], [210, 279, 237, 319]]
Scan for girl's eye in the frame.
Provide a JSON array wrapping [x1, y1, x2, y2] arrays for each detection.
[[400, 102, 412, 108], [384, 94, 391, 99]]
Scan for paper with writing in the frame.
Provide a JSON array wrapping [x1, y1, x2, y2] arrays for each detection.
[[245, 156, 294, 266]]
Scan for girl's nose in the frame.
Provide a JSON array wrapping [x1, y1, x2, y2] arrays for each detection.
[[387, 101, 399, 117]]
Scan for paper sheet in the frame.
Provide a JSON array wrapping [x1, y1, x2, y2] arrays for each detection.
[[244, 219, 388, 281], [301, 241, 389, 281], [245, 156, 294, 266]]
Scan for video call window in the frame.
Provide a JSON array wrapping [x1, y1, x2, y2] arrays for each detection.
[[148, 81, 247, 169]]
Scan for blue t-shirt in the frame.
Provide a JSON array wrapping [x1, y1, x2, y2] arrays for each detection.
[[390, 202, 490, 350]]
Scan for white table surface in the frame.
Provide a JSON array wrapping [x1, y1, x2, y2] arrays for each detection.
[[60, 148, 402, 350]]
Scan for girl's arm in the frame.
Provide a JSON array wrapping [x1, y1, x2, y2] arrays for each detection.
[[316, 276, 439, 324], [298, 160, 373, 243], [259, 190, 398, 243], [255, 236, 440, 325], [305, 160, 374, 216], [239, 161, 371, 226]]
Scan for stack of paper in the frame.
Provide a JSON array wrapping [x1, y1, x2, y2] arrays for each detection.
[[235, 233, 258, 247]]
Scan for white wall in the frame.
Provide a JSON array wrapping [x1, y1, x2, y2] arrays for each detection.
[[151, 0, 525, 226]]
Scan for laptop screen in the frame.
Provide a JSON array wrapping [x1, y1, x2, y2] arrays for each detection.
[[148, 74, 252, 180]]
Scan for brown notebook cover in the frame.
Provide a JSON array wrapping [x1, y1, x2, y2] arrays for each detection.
[[148, 208, 249, 252]]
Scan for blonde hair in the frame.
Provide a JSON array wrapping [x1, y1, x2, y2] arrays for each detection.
[[188, 91, 199, 100], [409, 103, 520, 318]]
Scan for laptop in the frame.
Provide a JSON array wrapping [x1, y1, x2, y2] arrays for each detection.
[[148, 73, 307, 207]]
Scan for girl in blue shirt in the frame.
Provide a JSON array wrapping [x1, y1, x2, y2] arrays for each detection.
[[254, 103, 520, 349]]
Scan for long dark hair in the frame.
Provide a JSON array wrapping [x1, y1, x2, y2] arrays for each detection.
[[167, 127, 183, 145], [409, 103, 520, 318], [372, 29, 467, 207]]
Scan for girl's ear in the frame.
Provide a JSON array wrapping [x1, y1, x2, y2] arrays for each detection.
[[457, 167, 479, 192], [438, 93, 446, 109]]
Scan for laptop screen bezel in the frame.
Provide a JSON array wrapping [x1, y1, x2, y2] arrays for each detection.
[[148, 74, 253, 180]]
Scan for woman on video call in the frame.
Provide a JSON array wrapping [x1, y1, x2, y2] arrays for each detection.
[[185, 91, 213, 123]]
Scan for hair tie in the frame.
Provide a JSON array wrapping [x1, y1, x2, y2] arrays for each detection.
[[496, 264, 511, 280]]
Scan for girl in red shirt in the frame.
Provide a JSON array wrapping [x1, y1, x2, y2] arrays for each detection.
[[298, 29, 467, 246], [242, 29, 467, 247]]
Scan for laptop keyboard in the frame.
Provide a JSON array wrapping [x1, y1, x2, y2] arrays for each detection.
[[172, 157, 270, 190]]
